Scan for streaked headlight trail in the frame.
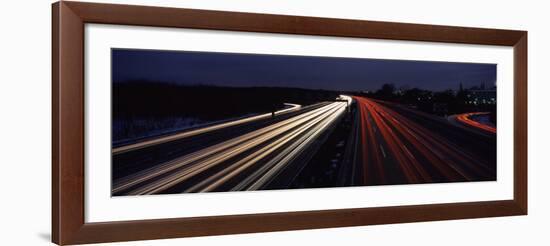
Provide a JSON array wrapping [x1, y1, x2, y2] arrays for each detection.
[[113, 96, 351, 195], [112, 94, 495, 196]]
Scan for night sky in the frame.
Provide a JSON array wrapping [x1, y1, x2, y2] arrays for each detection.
[[112, 49, 496, 92]]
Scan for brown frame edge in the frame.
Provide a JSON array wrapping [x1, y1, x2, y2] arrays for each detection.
[[52, 1, 528, 245]]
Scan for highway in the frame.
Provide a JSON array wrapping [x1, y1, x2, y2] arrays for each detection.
[[453, 112, 497, 134], [352, 97, 496, 185], [113, 96, 351, 195], [112, 95, 496, 195], [113, 103, 302, 154]]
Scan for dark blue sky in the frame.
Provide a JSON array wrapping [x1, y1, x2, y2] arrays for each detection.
[[112, 49, 496, 92]]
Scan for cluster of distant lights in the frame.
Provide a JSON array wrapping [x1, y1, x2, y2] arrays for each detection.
[[416, 96, 432, 101], [412, 95, 495, 105], [466, 98, 496, 105], [362, 90, 495, 105], [466, 93, 496, 105]]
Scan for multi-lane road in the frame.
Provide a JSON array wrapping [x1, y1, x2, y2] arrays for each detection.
[[452, 112, 497, 134], [112, 95, 496, 196], [351, 97, 496, 185], [112, 96, 351, 195]]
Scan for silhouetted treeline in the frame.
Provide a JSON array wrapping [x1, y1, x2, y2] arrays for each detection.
[[112, 81, 339, 141], [113, 81, 338, 120], [358, 83, 496, 121]]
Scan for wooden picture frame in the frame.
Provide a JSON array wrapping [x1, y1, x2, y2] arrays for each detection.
[[52, 1, 527, 245]]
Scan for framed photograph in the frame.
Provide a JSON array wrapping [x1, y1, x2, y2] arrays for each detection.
[[52, 1, 527, 245]]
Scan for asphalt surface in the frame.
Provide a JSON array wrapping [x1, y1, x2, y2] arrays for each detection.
[[112, 97, 351, 195], [112, 95, 496, 196], [352, 97, 496, 186]]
